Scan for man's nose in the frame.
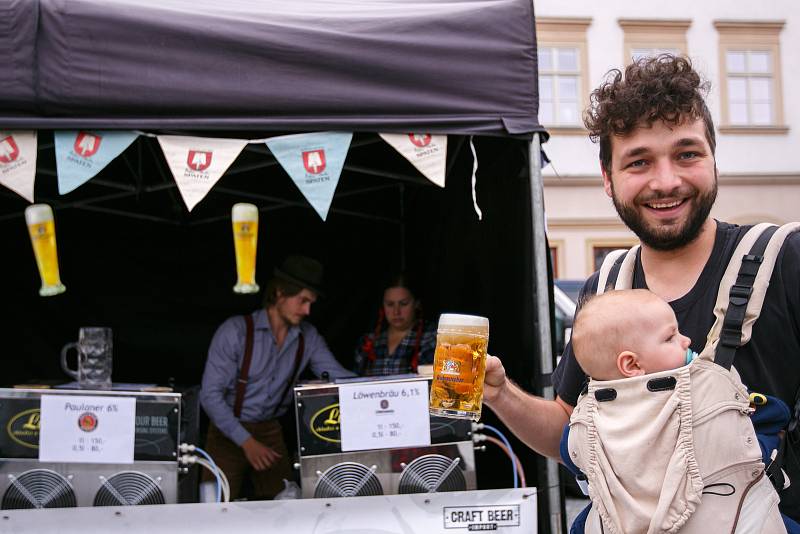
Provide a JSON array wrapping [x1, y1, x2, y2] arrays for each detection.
[[649, 161, 683, 192], [302, 303, 311, 315]]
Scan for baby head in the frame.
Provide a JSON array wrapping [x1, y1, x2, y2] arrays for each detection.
[[571, 289, 692, 380]]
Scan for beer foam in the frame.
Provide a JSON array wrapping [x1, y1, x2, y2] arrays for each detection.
[[438, 313, 489, 328], [24, 204, 54, 225], [232, 203, 259, 221]]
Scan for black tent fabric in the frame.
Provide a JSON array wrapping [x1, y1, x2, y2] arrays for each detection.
[[2, 0, 541, 136]]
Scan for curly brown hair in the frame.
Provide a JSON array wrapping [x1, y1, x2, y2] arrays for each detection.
[[583, 54, 715, 175]]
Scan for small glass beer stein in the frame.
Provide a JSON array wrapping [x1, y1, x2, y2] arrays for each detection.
[[60, 327, 113, 389], [429, 314, 490, 421]]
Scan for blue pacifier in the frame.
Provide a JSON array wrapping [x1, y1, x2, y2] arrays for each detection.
[[685, 348, 698, 365]]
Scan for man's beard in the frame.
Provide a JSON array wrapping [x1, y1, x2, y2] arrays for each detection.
[[610, 177, 718, 251]]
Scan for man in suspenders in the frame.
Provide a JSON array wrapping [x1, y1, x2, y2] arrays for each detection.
[[482, 54, 800, 521], [200, 255, 356, 500]]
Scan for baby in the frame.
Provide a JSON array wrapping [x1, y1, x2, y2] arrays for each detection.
[[565, 288, 786, 534], [570, 288, 695, 380]]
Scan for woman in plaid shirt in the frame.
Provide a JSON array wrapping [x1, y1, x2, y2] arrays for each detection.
[[354, 273, 436, 376]]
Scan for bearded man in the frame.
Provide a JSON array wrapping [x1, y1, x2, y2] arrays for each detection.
[[482, 55, 800, 521]]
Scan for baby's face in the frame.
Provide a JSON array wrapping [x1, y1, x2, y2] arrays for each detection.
[[635, 300, 692, 373]]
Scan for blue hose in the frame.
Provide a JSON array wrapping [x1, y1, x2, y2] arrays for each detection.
[[481, 424, 519, 489], [194, 446, 223, 502]]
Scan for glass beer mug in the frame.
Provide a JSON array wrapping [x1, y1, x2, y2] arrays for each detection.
[[60, 327, 113, 389], [232, 203, 260, 294], [429, 314, 490, 421], [25, 204, 66, 297]]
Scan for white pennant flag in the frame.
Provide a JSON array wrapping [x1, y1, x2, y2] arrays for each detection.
[[265, 131, 352, 221], [379, 133, 447, 187], [0, 131, 37, 202], [157, 135, 248, 211]]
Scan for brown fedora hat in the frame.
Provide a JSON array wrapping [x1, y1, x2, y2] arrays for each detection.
[[273, 255, 325, 296]]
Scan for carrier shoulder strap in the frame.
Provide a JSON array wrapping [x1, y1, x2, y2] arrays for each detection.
[[704, 222, 800, 369], [233, 314, 256, 419], [596, 245, 640, 295]]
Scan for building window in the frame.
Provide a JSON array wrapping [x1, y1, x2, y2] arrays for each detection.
[[535, 18, 591, 133], [586, 239, 639, 275], [715, 20, 786, 133], [549, 245, 560, 278], [618, 19, 690, 63]]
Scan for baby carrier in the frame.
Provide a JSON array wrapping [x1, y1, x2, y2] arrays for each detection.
[[564, 222, 800, 534]]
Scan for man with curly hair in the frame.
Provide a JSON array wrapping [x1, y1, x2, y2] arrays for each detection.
[[482, 54, 800, 521]]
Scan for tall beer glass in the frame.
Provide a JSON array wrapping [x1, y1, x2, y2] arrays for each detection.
[[232, 203, 259, 294], [429, 314, 489, 421], [25, 204, 66, 297]]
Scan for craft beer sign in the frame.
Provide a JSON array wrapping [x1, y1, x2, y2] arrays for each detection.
[[158, 135, 248, 211], [266, 131, 352, 221], [55, 131, 139, 194], [0, 130, 37, 202], [338, 380, 431, 452], [38, 395, 136, 464], [379, 133, 447, 187]]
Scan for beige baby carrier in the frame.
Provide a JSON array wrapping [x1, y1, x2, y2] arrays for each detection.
[[568, 223, 799, 534]]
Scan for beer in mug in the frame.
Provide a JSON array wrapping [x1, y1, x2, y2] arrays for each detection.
[[429, 314, 489, 421], [25, 204, 66, 297], [232, 203, 259, 294]]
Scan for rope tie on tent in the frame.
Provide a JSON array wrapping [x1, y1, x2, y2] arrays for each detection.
[[469, 136, 482, 220]]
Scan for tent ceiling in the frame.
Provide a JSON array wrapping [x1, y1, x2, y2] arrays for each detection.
[[2, 0, 542, 136]]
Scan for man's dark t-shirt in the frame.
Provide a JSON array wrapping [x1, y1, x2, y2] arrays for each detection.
[[552, 221, 800, 519]]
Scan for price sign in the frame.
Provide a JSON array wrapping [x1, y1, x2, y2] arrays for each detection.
[[39, 395, 136, 464], [338, 380, 431, 452]]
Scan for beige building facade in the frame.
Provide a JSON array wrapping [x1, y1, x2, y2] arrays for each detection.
[[535, 0, 800, 280]]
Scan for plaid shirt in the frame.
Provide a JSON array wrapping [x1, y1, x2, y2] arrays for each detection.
[[354, 321, 436, 376]]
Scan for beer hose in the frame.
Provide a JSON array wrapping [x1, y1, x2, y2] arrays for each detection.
[[180, 443, 230, 502], [484, 435, 527, 487], [473, 423, 519, 489]]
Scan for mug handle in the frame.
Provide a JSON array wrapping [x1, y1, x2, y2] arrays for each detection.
[[60, 342, 79, 380]]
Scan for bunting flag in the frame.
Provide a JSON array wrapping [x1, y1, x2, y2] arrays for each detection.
[[0, 131, 37, 202], [55, 130, 139, 194], [379, 133, 447, 187], [157, 135, 248, 211], [265, 131, 352, 221]]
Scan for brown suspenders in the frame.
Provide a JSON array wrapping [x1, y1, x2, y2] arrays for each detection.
[[233, 314, 305, 419]]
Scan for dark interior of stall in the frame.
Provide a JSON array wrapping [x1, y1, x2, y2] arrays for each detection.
[[1, 130, 550, 512]]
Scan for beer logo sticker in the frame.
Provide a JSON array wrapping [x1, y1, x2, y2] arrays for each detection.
[[408, 134, 432, 147], [265, 131, 352, 221], [78, 412, 99, 432], [55, 130, 139, 195], [0, 135, 20, 164], [441, 359, 461, 375], [157, 135, 248, 211], [0, 130, 36, 202], [187, 150, 213, 172], [302, 149, 326, 174], [7, 408, 41, 449], [74, 132, 102, 158], [379, 133, 447, 187], [309, 403, 341, 443]]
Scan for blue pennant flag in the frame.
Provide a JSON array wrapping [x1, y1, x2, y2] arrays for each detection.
[[55, 131, 139, 194], [265, 132, 352, 221]]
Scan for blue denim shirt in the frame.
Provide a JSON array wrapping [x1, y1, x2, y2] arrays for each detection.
[[200, 309, 355, 446]]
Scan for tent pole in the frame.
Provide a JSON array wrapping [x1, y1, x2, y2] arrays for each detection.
[[528, 133, 563, 534]]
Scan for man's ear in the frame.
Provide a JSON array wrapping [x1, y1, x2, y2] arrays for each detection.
[[601, 164, 613, 198], [617, 351, 644, 378]]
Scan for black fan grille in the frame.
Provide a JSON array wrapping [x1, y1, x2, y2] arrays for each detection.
[[398, 454, 466, 493], [2, 469, 77, 509], [93, 471, 165, 506], [314, 462, 383, 498]]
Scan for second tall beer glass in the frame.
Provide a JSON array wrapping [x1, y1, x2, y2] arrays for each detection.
[[232, 203, 260, 294], [24, 204, 66, 297], [429, 314, 489, 421]]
